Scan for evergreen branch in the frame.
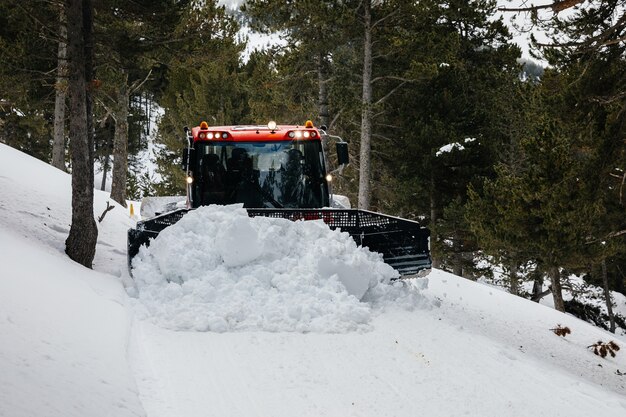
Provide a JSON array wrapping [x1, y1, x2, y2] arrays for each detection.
[[534, 12, 626, 51], [15, 2, 61, 41], [535, 34, 626, 50]]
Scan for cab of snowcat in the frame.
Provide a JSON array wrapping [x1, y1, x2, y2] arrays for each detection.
[[190, 140, 330, 209], [181, 121, 349, 209]]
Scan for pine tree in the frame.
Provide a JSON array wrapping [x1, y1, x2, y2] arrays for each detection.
[[95, 0, 195, 206], [0, 0, 57, 163], [244, 0, 351, 127], [466, 69, 614, 311], [385, 0, 521, 273], [152, 1, 244, 196]]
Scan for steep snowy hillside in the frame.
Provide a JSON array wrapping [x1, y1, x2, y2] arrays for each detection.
[[0, 144, 143, 417], [1, 143, 626, 417]]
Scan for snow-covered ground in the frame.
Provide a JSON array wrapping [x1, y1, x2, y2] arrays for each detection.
[[1, 142, 626, 417]]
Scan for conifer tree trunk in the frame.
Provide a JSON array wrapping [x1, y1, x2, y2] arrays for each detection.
[[601, 259, 616, 333], [84, 0, 94, 187], [52, 8, 67, 171], [358, 0, 373, 210], [509, 262, 519, 295], [531, 273, 543, 302], [64, 0, 97, 268], [110, 70, 129, 208], [452, 261, 463, 277], [452, 234, 463, 277], [317, 53, 330, 128], [101, 153, 109, 191], [99, 116, 111, 191], [549, 266, 565, 312], [430, 171, 440, 268]]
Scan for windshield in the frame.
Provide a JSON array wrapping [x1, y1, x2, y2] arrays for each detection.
[[192, 140, 329, 208]]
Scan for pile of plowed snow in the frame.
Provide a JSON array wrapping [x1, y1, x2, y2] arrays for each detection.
[[130, 205, 429, 333]]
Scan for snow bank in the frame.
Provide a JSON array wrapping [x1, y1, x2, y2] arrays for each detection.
[[130, 205, 427, 333], [0, 227, 144, 417]]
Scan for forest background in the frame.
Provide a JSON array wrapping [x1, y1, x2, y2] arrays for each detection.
[[0, 0, 624, 331]]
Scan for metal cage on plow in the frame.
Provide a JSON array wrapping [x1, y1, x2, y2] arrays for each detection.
[[128, 208, 431, 278]]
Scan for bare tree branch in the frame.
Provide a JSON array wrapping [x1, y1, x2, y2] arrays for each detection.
[[606, 229, 626, 239], [371, 8, 399, 30], [371, 75, 416, 84], [374, 80, 407, 106], [129, 68, 153, 95], [498, 0, 583, 14], [97, 201, 115, 223], [329, 108, 344, 131], [98, 108, 113, 128], [610, 170, 626, 205], [95, 97, 116, 122], [372, 133, 394, 142]]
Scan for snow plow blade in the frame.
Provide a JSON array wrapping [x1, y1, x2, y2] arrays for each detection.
[[128, 208, 431, 278]]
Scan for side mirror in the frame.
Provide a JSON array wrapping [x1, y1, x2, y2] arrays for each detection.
[[181, 148, 195, 171], [336, 142, 349, 166]]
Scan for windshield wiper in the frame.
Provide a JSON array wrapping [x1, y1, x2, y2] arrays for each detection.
[[243, 174, 284, 209]]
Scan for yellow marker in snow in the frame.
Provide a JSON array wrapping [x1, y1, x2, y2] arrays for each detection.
[[129, 203, 135, 217]]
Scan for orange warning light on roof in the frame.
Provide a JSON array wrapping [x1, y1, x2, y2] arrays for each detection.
[[304, 120, 314, 128], [199, 121, 209, 129]]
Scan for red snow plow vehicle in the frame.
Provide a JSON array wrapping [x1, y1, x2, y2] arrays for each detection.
[[128, 121, 431, 278]]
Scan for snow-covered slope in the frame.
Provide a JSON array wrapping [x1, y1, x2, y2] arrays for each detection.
[[0, 144, 143, 417], [1, 143, 626, 417]]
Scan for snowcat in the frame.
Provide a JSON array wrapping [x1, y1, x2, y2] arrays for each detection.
[[127, 121, 431, 278]]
